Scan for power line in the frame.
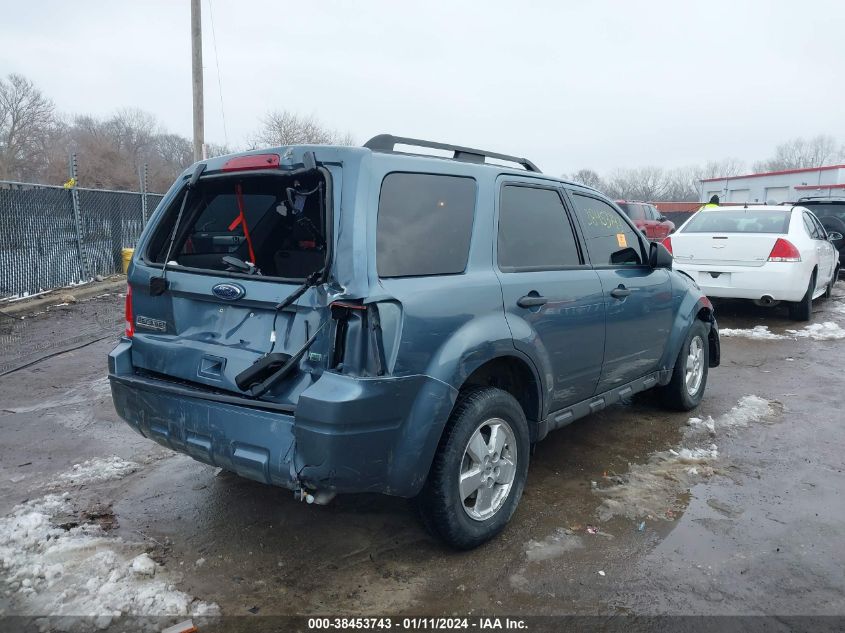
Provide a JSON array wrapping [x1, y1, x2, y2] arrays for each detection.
[[206, 0, 229, 148]]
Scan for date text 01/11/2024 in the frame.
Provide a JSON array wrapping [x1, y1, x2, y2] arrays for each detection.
[[306, 617, 528, 630]]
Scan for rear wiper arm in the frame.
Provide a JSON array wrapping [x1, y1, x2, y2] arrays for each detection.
[[275, 269, 323, 311], [222, 255, 262, 275], [246, 320, 328, 398], [233, 267, 325, 395]]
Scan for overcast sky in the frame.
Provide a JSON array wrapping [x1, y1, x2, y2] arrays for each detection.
[[2, 0, 843, 175]]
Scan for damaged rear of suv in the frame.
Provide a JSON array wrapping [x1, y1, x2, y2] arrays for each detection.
[[111, 136, 719, 549]]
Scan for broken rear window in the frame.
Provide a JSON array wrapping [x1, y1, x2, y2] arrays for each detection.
[[147, 172, 329, 280]]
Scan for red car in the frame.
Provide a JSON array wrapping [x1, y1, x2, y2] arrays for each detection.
[[616, 201, 675, 240]]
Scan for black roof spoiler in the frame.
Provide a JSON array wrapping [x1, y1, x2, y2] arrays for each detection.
[[364, 134, 540, 173]]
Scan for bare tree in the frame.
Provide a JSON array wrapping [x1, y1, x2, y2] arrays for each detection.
[[204, 142, 234, 159], [251, 111, 354, 147], [564, 168, 605, 191], [753, 134, 843, 172], [49, 111, 189, 191], [663, 166, 701, 201], [698, 158, 746, 180], [605, 166, 669, 201], [0, 73, 57, 180]]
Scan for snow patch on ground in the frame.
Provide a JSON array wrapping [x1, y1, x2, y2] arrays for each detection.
[[719, 325, 786, 340], [595, 444, 720, 522], [524, 529, 584, 562], [720, 321, 845, 341], [596, 396, 778, 522], [1, 461, 219, 628], [57, 456, 139, 486], [0, 494, 218, 628], [786, 321, 845, 340], [687, 395, 777, 434]]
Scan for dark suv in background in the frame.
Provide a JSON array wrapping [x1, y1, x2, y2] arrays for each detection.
[[617, 200, 676, 240], [110, 135, 719, 549], [792, 197, 845, 275]]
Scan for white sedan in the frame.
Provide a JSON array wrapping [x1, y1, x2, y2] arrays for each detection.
[[663, 205, 841, 321]]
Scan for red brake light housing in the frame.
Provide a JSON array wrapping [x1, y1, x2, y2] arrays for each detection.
[[767, 238, 801, 262], [661, 236, 673, 255], [222, 154, 280, 172], [124, 284, 134, 338]]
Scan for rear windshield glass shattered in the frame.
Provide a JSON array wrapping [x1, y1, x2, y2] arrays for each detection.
[[147, 172, 328, 280], [682, 210, 791, 234]]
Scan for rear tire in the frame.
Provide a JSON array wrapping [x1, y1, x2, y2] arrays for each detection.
[[825, 267, 838, 299], [660, 320, 709, 411], [413, 387, 529, 550], [788, 273, 815, 321]]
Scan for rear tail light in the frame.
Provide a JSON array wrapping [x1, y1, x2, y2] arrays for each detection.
[[661, 236, 673, 255], [124, 284, 134, 338], [767, 238, 801, 262]]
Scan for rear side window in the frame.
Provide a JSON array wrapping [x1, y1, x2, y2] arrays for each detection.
[[803, 212, 826, 239], [803, 213, 819, 238], [810, 213, 828, 239], [571, 193, 644, 266], [377, 173, 476, 278], [497, 185, 581, 271]]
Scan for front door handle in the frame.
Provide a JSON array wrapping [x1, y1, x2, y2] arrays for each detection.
[[610, 286, 632, 299], [517, 294, 547, 308]]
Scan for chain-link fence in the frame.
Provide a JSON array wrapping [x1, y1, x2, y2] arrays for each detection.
[[0, 181, 164, 300]]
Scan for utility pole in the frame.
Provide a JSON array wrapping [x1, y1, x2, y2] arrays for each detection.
[[191, 0, 204, 162]]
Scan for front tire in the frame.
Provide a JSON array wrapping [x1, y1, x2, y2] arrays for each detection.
[[788, 273, 815, 321], [660, 319, 709, 411], [413, 387, 530, 550]]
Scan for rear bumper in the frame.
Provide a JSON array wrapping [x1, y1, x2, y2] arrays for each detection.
[[674, 261, 809, 302], [109, 339, 458, 497], [111, 374, 299, 488]]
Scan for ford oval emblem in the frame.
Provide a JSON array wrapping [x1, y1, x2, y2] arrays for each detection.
[[212, 282, 246, 301]]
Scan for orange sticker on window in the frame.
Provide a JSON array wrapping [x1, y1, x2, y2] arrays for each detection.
[[616, 233, 628, 248]]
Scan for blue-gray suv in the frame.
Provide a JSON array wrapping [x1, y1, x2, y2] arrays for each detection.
[[109, 135, 720, 549]]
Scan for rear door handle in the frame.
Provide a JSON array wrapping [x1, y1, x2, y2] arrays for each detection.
[[610, 286, 632, 299], [517, 294, 547, 308]]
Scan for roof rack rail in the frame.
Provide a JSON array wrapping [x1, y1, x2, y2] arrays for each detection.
[[363, 134, 540, 173]]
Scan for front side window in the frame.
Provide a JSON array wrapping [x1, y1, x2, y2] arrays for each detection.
[[497, 185, 581, 271], [571, 193, 644, 266], [377, 173, 476, 278]]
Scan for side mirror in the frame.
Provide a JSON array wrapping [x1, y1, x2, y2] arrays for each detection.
[[610, 247, 642, 266], [828, 231, 843, 242], [649, 241, 673, 269], [658, 215, 668, 222]]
